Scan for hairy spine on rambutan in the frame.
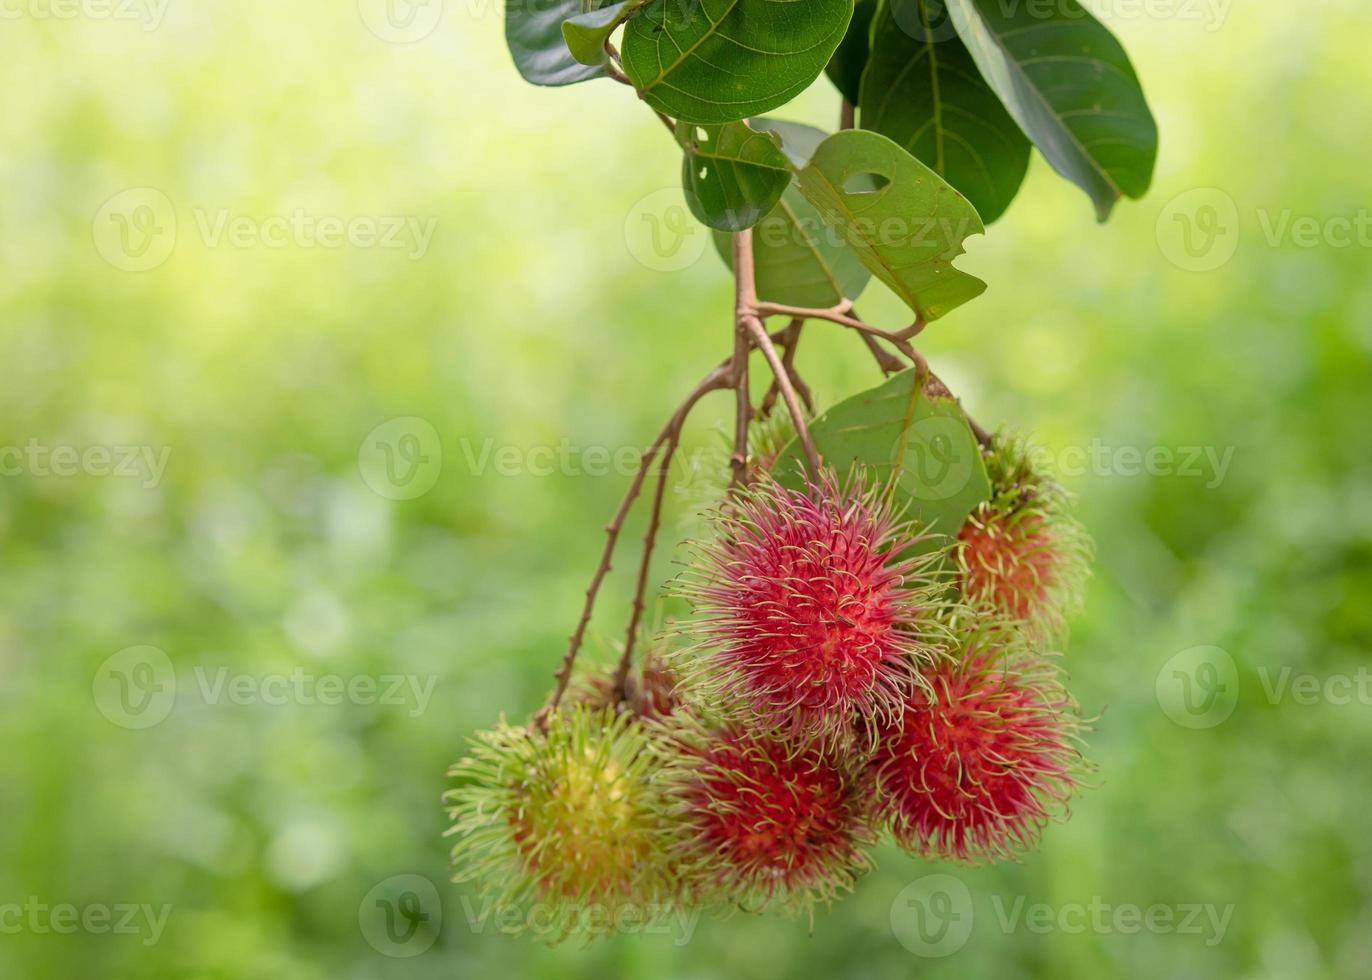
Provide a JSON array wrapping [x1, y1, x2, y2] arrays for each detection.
[[443, 706, 676, 939], [654, 718, 873, 914], [864, 626, 1086, 864], [675, 471, 950, 740], [957, 434, 1092, 641]]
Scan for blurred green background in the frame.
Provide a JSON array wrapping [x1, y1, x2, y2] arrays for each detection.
[[2, 1, 1370, 977]]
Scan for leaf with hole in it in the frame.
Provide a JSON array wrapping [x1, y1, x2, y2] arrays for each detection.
[[678, 121, 791, 232], [860, 0, 1030, 223], [710, 119, 871, 307], [946, 0, 1157, 221], [794, 129, 985, 321], [771, 368, 991, 542], [562, 2, 633, 68], [508, 0, 607, 86], [622, 0, 855, 124], [825, 0, 879, 104]]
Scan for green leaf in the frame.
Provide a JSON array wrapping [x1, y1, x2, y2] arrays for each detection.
[[860, 0, 1030, 223], [678, 121, 791, 232], [562, 2, 632, 68], [771, 368, 991, 542], [946, 0, 1157, 221], [825, 0, 879, 104], [622, 0, 855, 124], [507, 1, 606, 86], [711, 119, 871, 307], [793, 129, 986, 321]]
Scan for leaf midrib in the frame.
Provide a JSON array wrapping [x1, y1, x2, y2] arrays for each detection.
[[639, 0, 745, 92], [964, 0, 1124, 199]]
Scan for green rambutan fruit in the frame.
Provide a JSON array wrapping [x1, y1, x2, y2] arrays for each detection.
[[443, 706, 676, 937], [957, 434, 1093, 641]]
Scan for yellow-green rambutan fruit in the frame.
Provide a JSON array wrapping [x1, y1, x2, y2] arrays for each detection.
[[443, 706, 677, 940]]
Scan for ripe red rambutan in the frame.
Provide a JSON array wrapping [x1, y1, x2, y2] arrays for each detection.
[[957, 436, 1091, 641], [678, 472, 948, 739], [865, 637, 1084, 863], [658, 722, 871, 911]]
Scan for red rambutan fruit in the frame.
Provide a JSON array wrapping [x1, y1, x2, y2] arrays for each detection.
[[677, 471, 948, 739], [657, 721, 872, 912], [957, 435, 1091, 641], [865, 637, 1085, 864]]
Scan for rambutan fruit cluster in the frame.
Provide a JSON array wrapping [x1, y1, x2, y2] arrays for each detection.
[[444, 435, 1093, 938]]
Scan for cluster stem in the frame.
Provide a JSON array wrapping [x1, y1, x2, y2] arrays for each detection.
[[535, 102, 992, 725]]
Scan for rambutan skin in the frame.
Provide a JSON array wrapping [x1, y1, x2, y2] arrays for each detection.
[[678, 472, 949, 739], [957, 435, 1092, 640], [443, 706, 676, 936], [655, 721, 872, 912], [865, 649, 1084, 864]]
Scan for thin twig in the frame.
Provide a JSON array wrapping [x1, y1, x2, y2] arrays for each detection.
[[729, 231, 758, 487], [780, 319, 813, 412], [755, 301, 991, 442], [760, 319, 812, 416], [533, 362, 730, 730], [612, 360, 716, 699], [743, 315, 820, 473], [858, 329, 906, 375]]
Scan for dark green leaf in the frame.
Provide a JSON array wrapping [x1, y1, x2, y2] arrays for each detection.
[[711, 119, 871, 307], [771, 368, 991, 542], [507, 0, 606, 86], [946, 0, 1158, 221], [825, 0, 879, 104], [793, 129, 985, 321], [860, 0, 1030, 222], [622, 0, 855, 124], [562, 2, 632, 68], [678, 121, 791, 232]]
